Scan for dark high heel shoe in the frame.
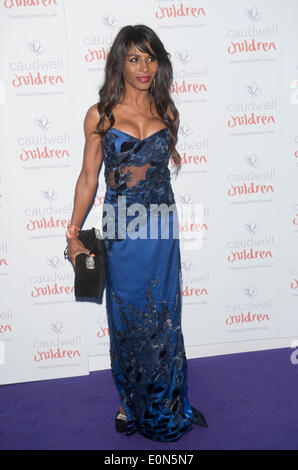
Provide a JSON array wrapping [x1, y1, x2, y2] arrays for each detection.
[[115, 409, 127, 433]]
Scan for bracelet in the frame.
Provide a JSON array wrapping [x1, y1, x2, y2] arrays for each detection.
[[66, 223, 80, 239]]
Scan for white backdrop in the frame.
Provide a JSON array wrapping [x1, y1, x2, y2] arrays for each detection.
[[0, 0, 297, 385]]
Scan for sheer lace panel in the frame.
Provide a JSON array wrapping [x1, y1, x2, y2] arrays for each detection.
[[107, 163, 152, 189]]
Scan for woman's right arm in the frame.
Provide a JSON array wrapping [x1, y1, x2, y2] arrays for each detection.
[[66, 104, 103, 267]]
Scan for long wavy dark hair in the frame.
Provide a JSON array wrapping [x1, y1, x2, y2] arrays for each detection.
[[94, 24, 181, 171]]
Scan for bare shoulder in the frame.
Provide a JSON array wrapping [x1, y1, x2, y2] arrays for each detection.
[[167, 104, 179, 129], [84, 103, 109, 139], [86, 103, 100, 120], [84, 103, 100, 138]]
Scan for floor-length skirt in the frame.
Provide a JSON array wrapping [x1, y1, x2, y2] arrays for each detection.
[[103, 186, 207, 442]]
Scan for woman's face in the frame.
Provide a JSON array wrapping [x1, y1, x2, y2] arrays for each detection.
[[122, 41, 158, 92]]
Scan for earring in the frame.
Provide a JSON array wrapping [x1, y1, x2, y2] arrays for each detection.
[[151, 77, 156, 93]]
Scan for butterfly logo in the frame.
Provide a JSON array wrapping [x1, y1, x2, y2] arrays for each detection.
[[179, 123, 193, 139], [178, 193, 193, 204], [182, 258, 195, 282], [175, 49, 192, 65], [245, 153, 260, 168], [244, 220, 259, 234], [50, 321, 65, 335], [243, 284, 257, 297], [245, 7, 262, 22], [41, 187, 59, 203], [47, 256, 63, 270], [101, 13, 119, 30], [27, 39, 46, 55], [246, 82, 261, 98], [35, 116, 52, 132]]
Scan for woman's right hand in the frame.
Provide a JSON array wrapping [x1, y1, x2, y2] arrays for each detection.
[[66, 237, 92, 268]]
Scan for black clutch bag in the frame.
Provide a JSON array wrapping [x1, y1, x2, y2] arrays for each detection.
[[64, 227, 107, 300]]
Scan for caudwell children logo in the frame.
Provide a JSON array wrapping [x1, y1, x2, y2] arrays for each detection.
[[0, 241, 8, 275], [32, 322, 82, 364], [4, 0, 58, 8], [0, 308, 13, 338], [177, 193, 208, 252], [292, 204, 298, 231], [171, 122, 208, 173], [294, 135, 298, 162], [84, 14, 116, 64], [25, 187, 72, 236], [29, 254, 74, 301], [290, 267, 298, 293], [227, 152, 276, 199], [227, 81, 277, 133], [225, 283, 271, 329], [19, 115, 71, 168], [96, 314, 110, 345], [155, 3, 206, 21], [10, 38, 64, 89], [181, 258, 209, 304], [227, 220, 274, 266], [226, 6, 278, 58], [171, 48, 207, 102]]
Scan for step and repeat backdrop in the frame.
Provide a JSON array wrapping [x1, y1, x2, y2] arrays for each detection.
[[0, 0, 297, 385]]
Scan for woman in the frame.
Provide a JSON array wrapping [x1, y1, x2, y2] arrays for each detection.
[[66, 24, 207, 442]]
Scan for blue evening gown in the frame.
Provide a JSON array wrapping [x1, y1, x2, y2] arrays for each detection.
[[101, 126, 207, 442]]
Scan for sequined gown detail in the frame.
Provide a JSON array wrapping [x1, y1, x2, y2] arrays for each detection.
[[101, 127, 207, 442]]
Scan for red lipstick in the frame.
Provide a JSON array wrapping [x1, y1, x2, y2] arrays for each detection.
[[136, 76, 151, 82]]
